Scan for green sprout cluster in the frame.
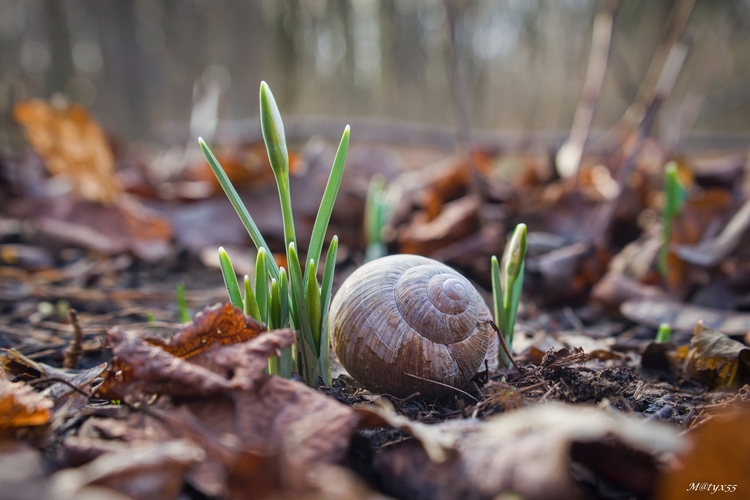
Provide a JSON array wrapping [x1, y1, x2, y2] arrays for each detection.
[[364, 174, 401, 262], [491, 223, 527, 368], [658, 161, 687, 278], [200, 82, 349, 387]]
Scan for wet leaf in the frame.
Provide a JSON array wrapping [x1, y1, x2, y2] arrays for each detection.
[[0, 377, 52, 430], [684, 323, 750, 389], [13, 99, 122, 204]]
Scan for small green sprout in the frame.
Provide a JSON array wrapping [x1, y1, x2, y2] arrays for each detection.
[[364, 174, 401, 262], [200, 82, 349, 388], [655, 323, 672, 344], [658, 162, 687, 277], [491, 223, 527, 368], [176, 282, 190, 323]]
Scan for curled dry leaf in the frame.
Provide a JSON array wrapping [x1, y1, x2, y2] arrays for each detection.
[[684, 322, 750, 389], [621, 298, 750, 335], [99, 303, 293, 398], [98, 328, 234, 398], [49, 439, 205, 500], [231, 375, 367, 488], [0, 377, 53, 430], [146, 302, 265, 359], [13, 99, 122, 204], [374, 403, 684, 500]]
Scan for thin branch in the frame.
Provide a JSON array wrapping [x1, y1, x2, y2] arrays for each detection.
[[557, 0, 621, 178], [486, 321, 524, 374], [443, 0, 486, 212], [63, 308, 83, 369], [403, 372, 478, 402], [588, 35, 691, 246], [30, 377, 90, 397]]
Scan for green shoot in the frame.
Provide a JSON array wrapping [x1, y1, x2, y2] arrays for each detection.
[[176, 282, 190, 323], [255, 248, 269, 322], [655, 323, 672, 343], [218, 247, 243, 308], [491, 223, 528, 368], [658, 162, 686, 277], [364, 174, 401, 262], [199, 81, 348, 387], [243, 275, 261, 322]]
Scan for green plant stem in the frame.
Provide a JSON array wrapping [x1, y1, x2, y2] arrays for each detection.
[[176, 282, 190, 323], [218, 248, 243, 308], [655, 323, 672, 343], [200, 140, 279, 281]]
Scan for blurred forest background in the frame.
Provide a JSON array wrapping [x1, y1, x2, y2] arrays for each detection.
[[1, 0, 750, 150]]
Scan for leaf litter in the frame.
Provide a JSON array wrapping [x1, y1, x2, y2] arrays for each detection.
[[2, 71, 750, 500]]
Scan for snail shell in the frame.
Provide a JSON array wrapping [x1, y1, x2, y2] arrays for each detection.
[[330, 255, 497, 398]]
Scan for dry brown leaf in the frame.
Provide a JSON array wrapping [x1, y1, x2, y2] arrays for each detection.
[[146, 302, 265, 359], [49, 439, 205, 500], [398, 195, 479, 256], [657, 409, 750, 499], [98, 305, 295, 398], [35, 196, 173, 261], [684, 322, 750, 389], [0, 377, 53, 430], [374, 403, 684, 500], [0, 442, 54, 500], [231, 375, 365, 486], [98, 328, 234, 398], [13, 99, 122, 204]]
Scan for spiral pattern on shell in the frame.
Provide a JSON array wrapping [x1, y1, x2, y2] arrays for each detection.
[[330, 255, 494, 398]]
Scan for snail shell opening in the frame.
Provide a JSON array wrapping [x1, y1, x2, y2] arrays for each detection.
[[330, 255, 494, 398]]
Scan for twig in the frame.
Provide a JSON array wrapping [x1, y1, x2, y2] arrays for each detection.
[[557, 0, 621, 178], [486, 321, 524, 374], [587, 35, 690, 246], [403, 372, 478, 402], [621, 0, 696, 128], [443, 0, 486, 214], [63, 309, 83, 369], [517, 380, 548, 393], [29, 377, 90, 397]]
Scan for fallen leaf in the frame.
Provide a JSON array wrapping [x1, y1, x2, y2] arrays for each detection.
[[398, 195, 479, 256], [673, 197, 750, 267], [0, 442, 54, 500], [684, 322, 750, 389], [145, 302, 265, 359], [13, 99, 122, 204], [0, 377, 52, 430], [34, 196, 173, 261], [591, 270, 668, 309], [621, 298, 750, 335], [98, 328, 234, 398], [374, 403, 684, 500], [657, 409, 750, 499], [49, 439, 205, 500]]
